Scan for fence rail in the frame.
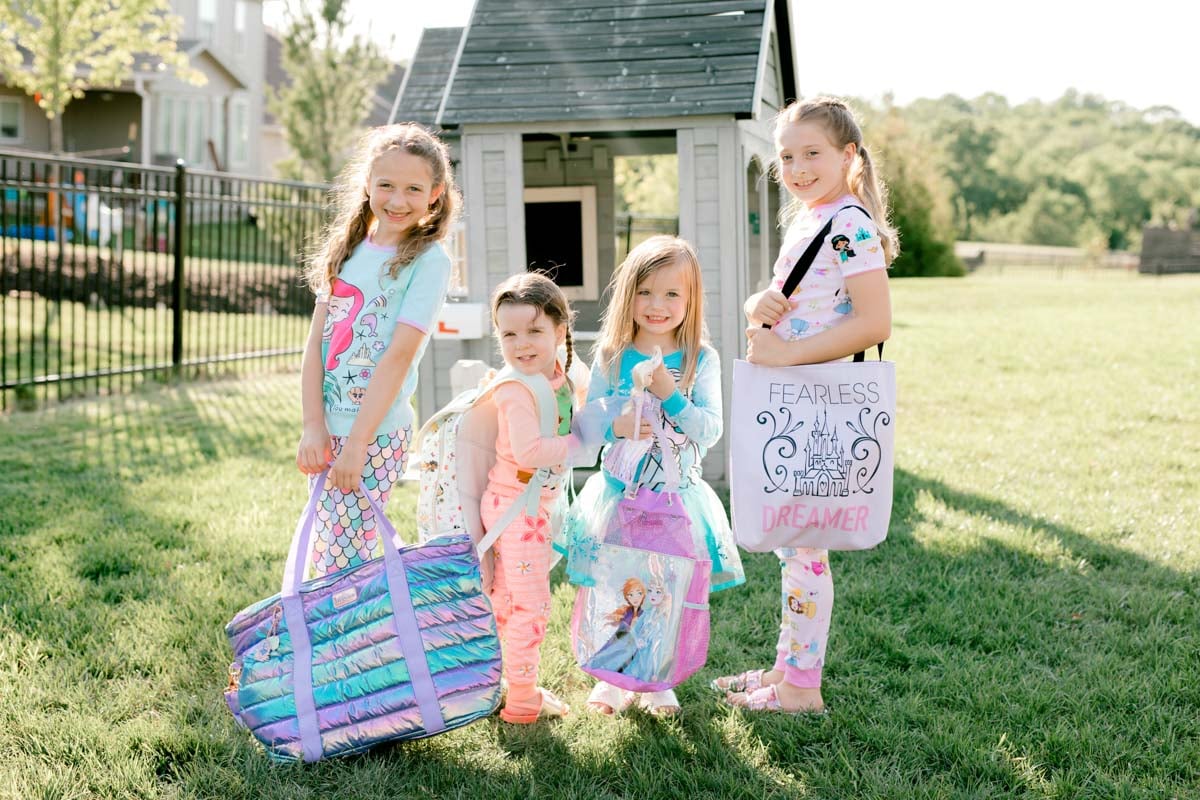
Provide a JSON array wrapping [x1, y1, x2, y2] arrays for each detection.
[[615, 213, 678, 263], [0, 149, 329, 410], [954, 240, 1139, 275]]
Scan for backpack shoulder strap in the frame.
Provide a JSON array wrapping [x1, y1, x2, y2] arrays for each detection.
[[473, 367, 563, 557], [487, 367, 559, 438]]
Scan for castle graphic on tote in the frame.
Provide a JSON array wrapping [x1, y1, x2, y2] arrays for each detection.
[[790, 410, 851, 497]]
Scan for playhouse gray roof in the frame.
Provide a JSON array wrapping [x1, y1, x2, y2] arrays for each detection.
[[392, 27, 465, 127], [438, 0, 781, 126]]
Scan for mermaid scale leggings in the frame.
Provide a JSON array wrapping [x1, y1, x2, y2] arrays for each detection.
[[306, 427, 410, 579]]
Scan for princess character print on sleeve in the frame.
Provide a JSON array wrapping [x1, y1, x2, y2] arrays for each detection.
[[770, 200, 886, 342]]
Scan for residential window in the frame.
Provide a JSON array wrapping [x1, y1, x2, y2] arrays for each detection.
[[234, 1, 247, 54], [211, 96, 226, 169], [523, 186, 599, 301], [230, 96, 249, 166], [190, 97, 206, 166], [157, 95, 174, 156], [0, 98, 23, 143], [198, 0, 217, 41], [446, 220, 468, 297], [175, 97, 189, 162]]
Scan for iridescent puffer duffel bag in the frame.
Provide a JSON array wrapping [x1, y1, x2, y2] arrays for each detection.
[[223, 472, 502, 762]]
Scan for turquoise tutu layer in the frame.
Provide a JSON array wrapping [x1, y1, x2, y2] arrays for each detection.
[[557, 472, 744, 593]]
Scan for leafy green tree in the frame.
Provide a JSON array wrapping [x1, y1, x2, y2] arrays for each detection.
[[614, 155, 678, 217], [0, 0, 203, 153], [268, 0, 392, 182], [859, 100, 963, 277], [885, 90, 1200, 250]]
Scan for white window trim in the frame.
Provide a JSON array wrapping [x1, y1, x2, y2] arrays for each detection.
[[234, 0, 247, 55], [230, 95, 249, 168], [198, 0, 217, 40], [523, 185, 599, 302], [0, 98, 23, 145]]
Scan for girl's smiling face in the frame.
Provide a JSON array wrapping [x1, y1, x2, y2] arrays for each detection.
[[626, 586, 645, 607], [495, 302, 565, 380], [633, 260, 690, 344], [776, 120, 855, 208], [366, 149, 443, 247]]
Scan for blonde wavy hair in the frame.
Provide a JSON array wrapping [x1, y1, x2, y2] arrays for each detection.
[[303, 123, 462, 292], [594, 235, 707, 392], [774, 97, 899, 265]]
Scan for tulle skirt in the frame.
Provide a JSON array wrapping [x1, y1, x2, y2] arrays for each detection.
[[557, 472, 745, 593]]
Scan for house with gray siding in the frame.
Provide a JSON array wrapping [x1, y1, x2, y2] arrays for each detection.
[[0, 0, 267, 173], [392, 0, 797, 483]]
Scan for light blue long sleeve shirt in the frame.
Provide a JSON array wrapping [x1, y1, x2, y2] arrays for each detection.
[[581, 345, 723, 491]]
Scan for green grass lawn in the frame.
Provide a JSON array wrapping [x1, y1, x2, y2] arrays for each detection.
[[1, 273, 1198, 799]]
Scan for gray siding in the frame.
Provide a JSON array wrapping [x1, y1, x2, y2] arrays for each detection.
[[678, 123, 740, 482], [440, 0, 771, 125], [760, 27, 783, 115]]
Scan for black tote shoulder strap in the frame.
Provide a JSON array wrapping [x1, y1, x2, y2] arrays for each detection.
[[775, 204, 870, 300], [769, 205, 886, 363]]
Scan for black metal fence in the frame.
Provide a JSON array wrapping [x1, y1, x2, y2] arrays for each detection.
[[0, 149, 328, 410]]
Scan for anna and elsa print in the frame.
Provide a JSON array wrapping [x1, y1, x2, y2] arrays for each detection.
[[578, 556, 682, 683]]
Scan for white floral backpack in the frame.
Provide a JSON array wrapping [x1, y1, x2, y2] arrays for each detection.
[[412, 365, 569, 585]]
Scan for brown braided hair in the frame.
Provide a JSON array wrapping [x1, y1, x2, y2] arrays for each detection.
[[490, 272, 577, 380]]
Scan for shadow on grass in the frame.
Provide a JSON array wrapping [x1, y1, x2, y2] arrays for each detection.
[[720, 466, 1199, 796], [4, 383, 1198, 797]]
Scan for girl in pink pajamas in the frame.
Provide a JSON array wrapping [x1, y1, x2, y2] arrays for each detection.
[[484, 273, 581, 723]]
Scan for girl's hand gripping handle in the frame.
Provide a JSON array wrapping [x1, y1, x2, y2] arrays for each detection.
[[296, 422, 332, 475]]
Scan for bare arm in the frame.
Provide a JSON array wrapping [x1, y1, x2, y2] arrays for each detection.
[[328, 322, 427, 491], [296, 302, 332, 474], [746, 270, 892, 366]]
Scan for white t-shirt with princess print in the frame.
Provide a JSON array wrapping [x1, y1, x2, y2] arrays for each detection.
[[769, 194, 886, 342]]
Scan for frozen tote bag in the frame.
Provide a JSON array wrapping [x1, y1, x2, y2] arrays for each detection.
[[729, 355, 895, 552], [570, 400, 712, 692]]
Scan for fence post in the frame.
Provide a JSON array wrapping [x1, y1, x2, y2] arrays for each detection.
[[172, 159, 186, 373]]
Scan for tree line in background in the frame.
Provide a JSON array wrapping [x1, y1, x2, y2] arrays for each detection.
[[614, 91, 1199, 278], [862, 91, 1200, 253]]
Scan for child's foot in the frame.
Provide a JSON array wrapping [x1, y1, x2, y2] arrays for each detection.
[[710, 668, 783, 694], [499, 687, 570, 724], [585, 681, 626, 715], [723, 682, 825, 714], [637, 689, 681, 718]]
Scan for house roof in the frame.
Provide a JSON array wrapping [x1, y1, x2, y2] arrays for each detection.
[[389, 27, 463, 127], [438, 0, 792, 126]]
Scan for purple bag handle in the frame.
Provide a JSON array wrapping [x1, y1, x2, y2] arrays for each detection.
[[278, 470, 445, 762]]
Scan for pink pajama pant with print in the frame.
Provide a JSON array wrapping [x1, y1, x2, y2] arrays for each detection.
[[774, 546, 834, 688], [481, 483, 556, 718]]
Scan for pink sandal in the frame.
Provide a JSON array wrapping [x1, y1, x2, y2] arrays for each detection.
[[709, 668, 768, 694], [721, 684, 826, 715]]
